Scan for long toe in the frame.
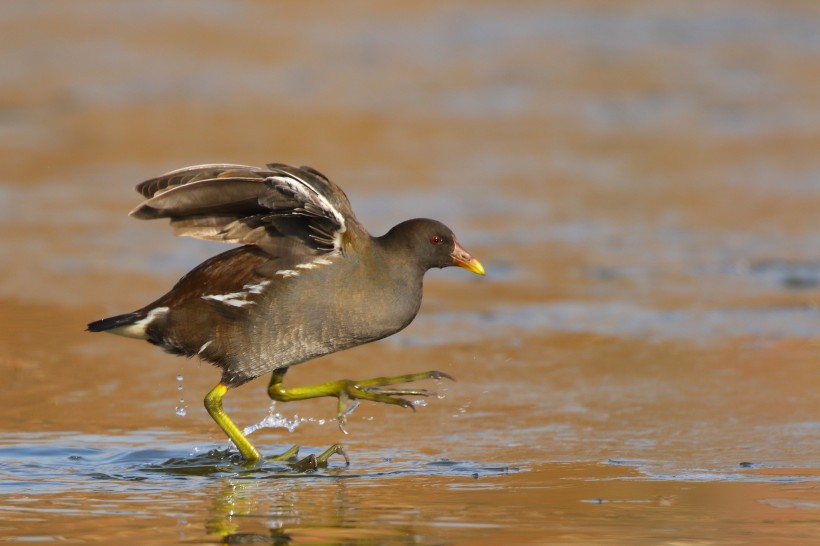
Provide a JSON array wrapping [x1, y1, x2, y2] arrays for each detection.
[[289, 444, 348, 471], [316, 444, 349, 466], [265, 445, 300, 463], [353, 370, 456, 389], [360, 387, 438, 397]]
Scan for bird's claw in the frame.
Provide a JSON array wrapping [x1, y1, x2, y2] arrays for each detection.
[[334, 370, 455, 431], [289, 444, 349, 472]]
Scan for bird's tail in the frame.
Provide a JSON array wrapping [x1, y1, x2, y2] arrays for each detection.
[[87, 311, 147, 339]]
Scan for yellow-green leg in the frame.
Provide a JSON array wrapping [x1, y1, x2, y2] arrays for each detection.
[[205, 384, 262, 463], [205, 383, 301, 464], [267, 368, 455, 431]]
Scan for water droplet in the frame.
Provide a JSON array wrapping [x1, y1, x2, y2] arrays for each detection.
[[173, 371, 187, 416]]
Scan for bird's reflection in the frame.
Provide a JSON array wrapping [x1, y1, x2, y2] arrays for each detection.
[[203, 473, 416, 545], [205, 479, 295, 543]]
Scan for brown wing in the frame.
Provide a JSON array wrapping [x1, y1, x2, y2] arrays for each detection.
[[129, 163, 364, 261]]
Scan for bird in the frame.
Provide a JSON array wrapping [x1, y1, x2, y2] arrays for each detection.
[[87, 162, 485, 466]]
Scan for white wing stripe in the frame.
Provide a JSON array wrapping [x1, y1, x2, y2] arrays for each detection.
[[269, 175, 347, 250]]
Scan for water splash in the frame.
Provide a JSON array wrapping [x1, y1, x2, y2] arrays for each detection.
[[431, 378, 451, 401], [341, 399, 360, 416], [299, 417, 328, 426], [243, 403, 300, 436]]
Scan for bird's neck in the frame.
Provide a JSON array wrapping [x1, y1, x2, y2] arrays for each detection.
[[370, 233, 427, 285]]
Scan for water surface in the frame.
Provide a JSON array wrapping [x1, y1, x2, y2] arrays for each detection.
[[1, 1, 819, 544]]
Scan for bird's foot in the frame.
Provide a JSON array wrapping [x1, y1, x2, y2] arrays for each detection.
[[288, 444, 349, 472], [335, 370, 455, 432], [261, 444, 348, 471], [267, 369, 455, 433]]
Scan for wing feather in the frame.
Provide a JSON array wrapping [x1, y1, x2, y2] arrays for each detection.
[[135, 164, 263, 198], [128, 163, 361, 262]]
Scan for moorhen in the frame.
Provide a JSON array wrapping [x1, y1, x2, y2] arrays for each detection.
[[87, 163, 485, 466]]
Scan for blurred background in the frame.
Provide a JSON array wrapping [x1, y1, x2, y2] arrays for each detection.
[[1, 1, 819, 544]]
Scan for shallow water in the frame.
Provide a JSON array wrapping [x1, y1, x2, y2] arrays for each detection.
[[2, 1, 820, 544]]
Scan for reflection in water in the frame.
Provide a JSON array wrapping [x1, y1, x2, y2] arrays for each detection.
[[204, 478, 418, 546], [205, 479, 294, 545]]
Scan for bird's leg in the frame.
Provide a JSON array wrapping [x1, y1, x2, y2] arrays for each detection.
[[204, 383, 299, 464], [267, 368, 455, 431], [205, 384, 262, 463]]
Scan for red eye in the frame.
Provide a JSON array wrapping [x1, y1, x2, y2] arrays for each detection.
[[431, 234, 443, 246]]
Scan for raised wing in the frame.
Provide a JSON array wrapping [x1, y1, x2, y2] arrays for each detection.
[[129, 163, 360, 259]]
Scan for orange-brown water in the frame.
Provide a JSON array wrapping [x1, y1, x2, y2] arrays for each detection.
[[1, 1, 819, 544]]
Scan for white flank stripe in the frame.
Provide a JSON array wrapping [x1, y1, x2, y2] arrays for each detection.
[[313, 257, 333, 266], [276, 269, 299, 278], [242, 280, 270, 294], [202, 292, 255, 307], [202, 280, 270, 307], [295, 263, 317, 270]]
